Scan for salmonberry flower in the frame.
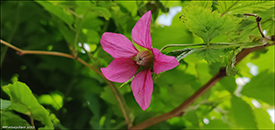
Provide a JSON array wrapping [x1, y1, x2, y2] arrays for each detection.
[[100, 11, 179, 110]]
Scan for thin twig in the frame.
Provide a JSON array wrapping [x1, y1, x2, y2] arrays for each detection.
[[244, 13, 266, 38], [0, 39, 132, 127], [256, 17, 265, 38]]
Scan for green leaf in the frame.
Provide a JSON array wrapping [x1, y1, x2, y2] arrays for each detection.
[[85, 29, 100, 44], [195, 62, 212, 85], [97, 1, 118, 10], [36, 1, 74, 25], [236, 46, 274, 79], [48, 1, 76, 8], [189, 1, 213, 9], [194, 48, 232, 63], [2, 82, 54, 129], [92, 7, 111, 20], [81, 13, 104, 31], [217, 1, 275, 15], [249, 46, 274, 73], [241, 70, 275, 105], [84, 93, 101, 129], [100, 86, 118, 105], [0, 99, 11, 110], [133, 111, 159, 125], [227, 95, 257, 129], [74, 1, 91, 16], [1, 111, 31, 127], [117, 1, 138, 16], [74, 2, 104, 31], [100, 86, 133, 122], [153, 67, 200, 112], [56, 20, 75, 44], [152, 12, 193, 50], [38, 92, 64, 110], [184, 111, 200, 128], [253, 108, 274, 129], [110, 10, 136, 35], [181, 4, 239, 44], [2, 85, 11, 97], [203, 119, 230, 129], [257, 7, 275, 36], [219, 75, 237, 94], [160, 1, 181, 8]]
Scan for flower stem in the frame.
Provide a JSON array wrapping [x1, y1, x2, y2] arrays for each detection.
[[160, 43, 205, 52], [160, 42, 258, 52]]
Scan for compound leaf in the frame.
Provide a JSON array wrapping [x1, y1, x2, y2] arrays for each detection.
[[217, 1, 275, 15], [181, 4, 239, 44]]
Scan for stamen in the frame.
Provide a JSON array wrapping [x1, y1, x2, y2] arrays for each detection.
[[136, 50, 154, 67]]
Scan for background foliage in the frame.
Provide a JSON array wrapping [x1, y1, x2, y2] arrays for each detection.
[[1, 0, 274, 129]]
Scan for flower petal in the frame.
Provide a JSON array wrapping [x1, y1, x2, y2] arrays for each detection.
[[131, 68, 153, 111], [132, 11, 152, 49], [101, 32, 139, 58], [101, 58, 139, 83], [152, 48, 179, 74]]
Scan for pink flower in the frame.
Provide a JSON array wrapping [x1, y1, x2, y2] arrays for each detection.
[[100, 11, 179, 111]]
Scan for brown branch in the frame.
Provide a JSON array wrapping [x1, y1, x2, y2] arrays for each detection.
[[235, 43, 274, 65], [129, 42, 275, 130], [0, 39, 132, 127]]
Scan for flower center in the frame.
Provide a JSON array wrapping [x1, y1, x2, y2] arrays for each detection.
[[135, 50, 154, 67]]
